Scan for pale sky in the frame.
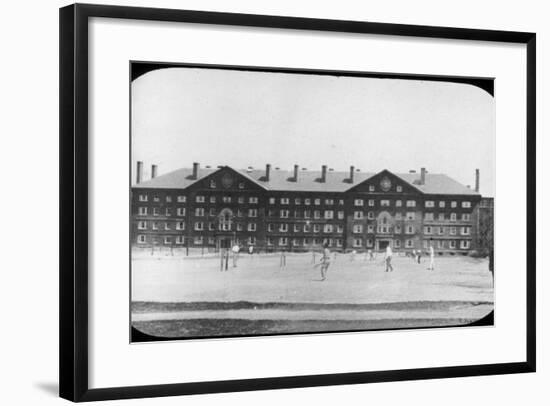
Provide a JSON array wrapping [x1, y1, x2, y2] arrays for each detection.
[[131, 67, 495, 196]]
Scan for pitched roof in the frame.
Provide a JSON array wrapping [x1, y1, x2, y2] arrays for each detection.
[[134, 166, 479, 196]]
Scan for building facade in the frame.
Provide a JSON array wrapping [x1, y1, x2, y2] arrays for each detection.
[[131, 163, 489, 254]]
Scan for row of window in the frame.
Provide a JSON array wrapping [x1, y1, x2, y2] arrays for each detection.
[[138, 194, 260, 204], [138, 194, 473, 210], [136, 234, 471, 250], [267, 223, 344, 233]]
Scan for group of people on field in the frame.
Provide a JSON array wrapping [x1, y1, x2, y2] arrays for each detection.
[[317, 242, 436, 281]]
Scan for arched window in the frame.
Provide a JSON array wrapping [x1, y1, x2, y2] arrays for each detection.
[[376, 211, 394, 234], [218, 208, 233, 231]]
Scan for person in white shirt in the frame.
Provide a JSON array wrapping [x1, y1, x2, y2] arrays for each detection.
[[232, 243, 240, 268], [385, 245, 394, 272], [428, 242, 435, 270], [320, 242, 331, 281]]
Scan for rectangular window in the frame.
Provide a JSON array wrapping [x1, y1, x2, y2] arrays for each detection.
[[336, 225, 344, 233], [153, 207, 160, 216], [395, 212, 402, 220], [313, 224, 321, 233], [248, 209, 258, 218], [295, 198, 301, 205], [279, 237, 288, 246], [267, 238, 274, 246], [304, 210, 311, 219], [194, 222, 203, 231], [249, 236, 256, 245], [294, 224, 300, 232], [449, 240, 457, 249], [439, 201, 445, 208], [451, 201, 457, 208], [368, 199, 375, 206], [450, 227, 457, 235], [165, 208, 171, 216], [314, 210, 321, 219], [367, 225, 374, 233], [396, 186, 403, 192], [209, 208, 216, 216], [460, 240, 470, 249], [166, 196, 172, 203], [395, 225, 402, 234], [269, 197, 276, 204], [207, 195, 216, 203], [196, 195, 205, 203], [353, 224, 363, 233], [354, 211, 364, 220], [367, 211, 375, 220], [138, 194, 148, 202], [152, 222, 158, 230], [369, 185, 375, 192], [406, 200, 416, 207], [438, 213, 445, 221], [462, 201, 471, 208], [209, 222, 216, 231], [394, 239, 401, 248], [195, 208, 204, 217], [325, 199, 334, 205], [248, 223, 257, 232], [461, 213, 471, 221], [238, 196, 245, 204], [194, 236, 203, 245], [438, 226, 445, 235], [209, 180, 216, 188], [249, 197, 258, 204], [424, 226, 432, 234], [236, 223, 243, 232], [381, 200, 390, 207], [366, 238, 374, 247], [461, 226, 470, 235], [177, 208, 186, 216], [336, 239, 343, 247], [237, 209, 244, 217], [177, 195, 186, 203], [338, 199, 345, 205], [238, 182, 245, 189], [406, 212, 415, 220], [164, 236, 171, 245], [425, 213, 434, 221], [176, 236, 184, 244], [138, 207, 147, 216], [153, 195, 160, 202], [268, 223, 274, 232], [324, 210, 334, 219], [353, 238, 362, 247], [450, 213, 457, 221], [425, 200, 435, 207], [137, 221, 147, 230], [281, 197, 289, 205], [354, 199, 364, 206], [406, 239, 413, 248], [337, 211, 345, 220], [164, 222, 170, 231], [305, 198, 311, 205], [292, 238, 301, 247], [312, 198, 319, 205], [279, 223, 288, 232], [280, 210, 289, 218], [406, 225, 415, 234], [222, 196, 231, 203], [323, 224, 333, 233], [395, 200, 402, 207], [437, 240, 444, 249], [304, 224, 311, 232], [176, 221, 185, 230]]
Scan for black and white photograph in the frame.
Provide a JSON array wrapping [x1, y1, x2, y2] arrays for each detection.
[[130, 63, 495, 341]]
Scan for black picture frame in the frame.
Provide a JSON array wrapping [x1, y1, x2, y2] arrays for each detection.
[[59, 3, 536, 402]]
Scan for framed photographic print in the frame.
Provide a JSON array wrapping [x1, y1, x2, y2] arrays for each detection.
[[59, 3, 536, 402]]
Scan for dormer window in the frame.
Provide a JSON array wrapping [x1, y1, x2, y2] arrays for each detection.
[[209, 180, 216, 188]]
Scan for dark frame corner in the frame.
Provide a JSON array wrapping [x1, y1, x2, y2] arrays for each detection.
[[60, 3, 536, 402]]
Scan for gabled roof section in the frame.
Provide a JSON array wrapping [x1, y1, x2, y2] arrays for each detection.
[[133, 165, 479, 195]]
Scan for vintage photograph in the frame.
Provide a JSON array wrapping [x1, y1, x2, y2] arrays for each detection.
[[130, 63, 495, 341]]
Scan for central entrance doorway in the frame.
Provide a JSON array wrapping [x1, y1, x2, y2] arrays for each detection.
[[376, 239, 391, 251]]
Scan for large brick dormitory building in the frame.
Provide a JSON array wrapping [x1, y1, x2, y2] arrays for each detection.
[[131, 162, 492, 254]]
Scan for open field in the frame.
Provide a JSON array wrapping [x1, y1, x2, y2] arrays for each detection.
[[131, 252, 494, 339]]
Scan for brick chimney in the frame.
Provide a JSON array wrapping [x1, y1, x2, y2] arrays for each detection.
[[192, 162, 200, 179], [321, 165, 327, 183], [293, 164, 299, 182], [420, 167, 426, 185], [136, 161, 143, 184], [349, 165, 355, 183], [265, 164, 271, 182], [151, 164, 158, 179], [475, 168, 480, 193]]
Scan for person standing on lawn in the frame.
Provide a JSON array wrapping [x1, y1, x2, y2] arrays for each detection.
[[428, 241, 435, 270], [320, 242, 331, 281], [232, 243, 240, 268], [385, 244, 394, 272]]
